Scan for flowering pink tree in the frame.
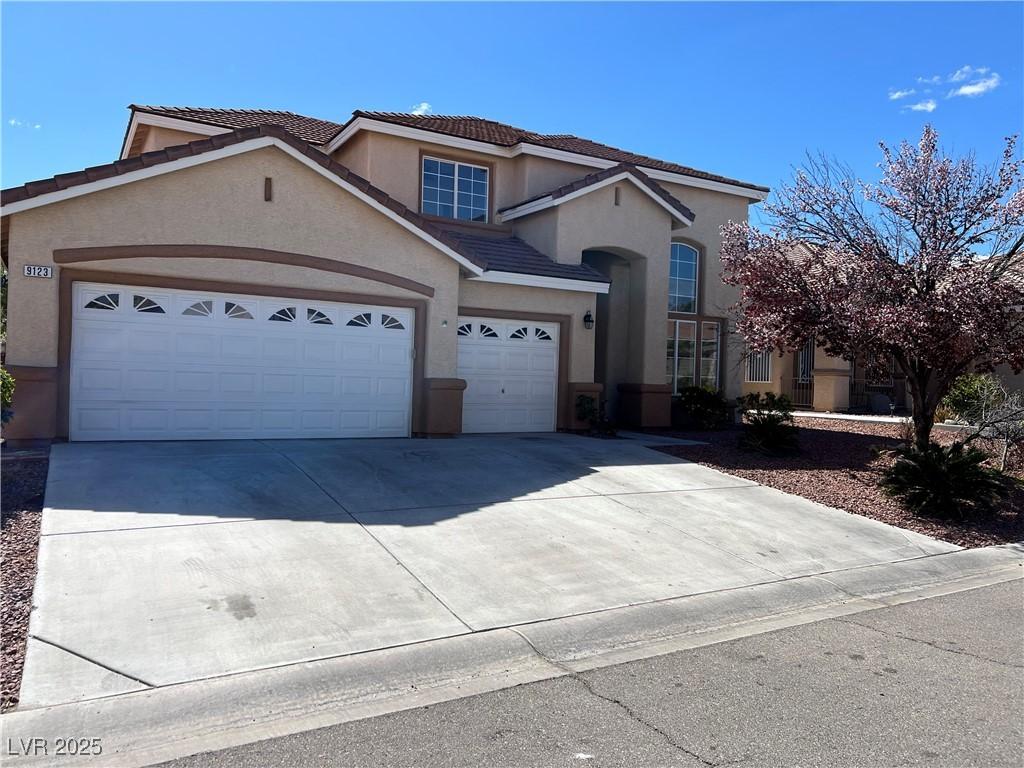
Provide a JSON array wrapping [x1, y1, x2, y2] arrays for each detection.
[[721, 126, 1024, 451]]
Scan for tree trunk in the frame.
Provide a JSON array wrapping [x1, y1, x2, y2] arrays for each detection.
[[905, 370, 936, 452], [912, 406, 935, 452]]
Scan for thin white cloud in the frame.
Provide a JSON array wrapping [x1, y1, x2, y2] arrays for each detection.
[[948, 72, 1001, 98], [949, 65, 988, 83], [906, 99, 937, 113], [410, 101, 432, 116], [6, 117, 42, 129], [888, 88, 915, 100], [896, 65, 1000, 107]]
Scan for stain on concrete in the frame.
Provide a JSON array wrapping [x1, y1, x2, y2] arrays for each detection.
[[202, 594, 258, 620]]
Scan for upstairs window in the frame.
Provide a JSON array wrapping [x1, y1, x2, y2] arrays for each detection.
[[669, 243, 698, 314], [422, 157, 488, 222]]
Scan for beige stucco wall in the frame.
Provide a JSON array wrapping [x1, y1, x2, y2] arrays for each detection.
[[995, 363, 1024, 394], [5, 145, 462, 378], [519, 155, 596, 200], [542, 183, 674, 385], [138, 125, 208, 154], [333, 130, 370, 178], [659, 182, 748, 318], [457, 279, 596, 383], [332, 132, 521, 216]]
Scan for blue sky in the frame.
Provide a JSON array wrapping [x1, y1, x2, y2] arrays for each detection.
[[3, 1, 1022, 211]]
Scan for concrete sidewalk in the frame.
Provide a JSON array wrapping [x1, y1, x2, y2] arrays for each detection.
[[157, 579, 1024, 768], [2, 545, 1019, 767]]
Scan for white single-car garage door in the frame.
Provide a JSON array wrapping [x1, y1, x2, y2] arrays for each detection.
[[457, 316, 559, 433], [70, 282, 414, 441]]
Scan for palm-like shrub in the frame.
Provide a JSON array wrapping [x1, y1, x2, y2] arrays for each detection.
[[736, 392, 798, 454], [879, 442, 1011, 520]]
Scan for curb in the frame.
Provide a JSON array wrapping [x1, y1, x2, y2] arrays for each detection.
[[1, 545, 1020, 767]]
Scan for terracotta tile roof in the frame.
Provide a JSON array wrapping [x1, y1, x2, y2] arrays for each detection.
[[1, 125, 606, 286], [132, 105, 345, 146], [438, 228, 609, 284], [128, 106, 768, 194], [1, 125, 485, 270], [352, 111, 769, 194], [498, 163, 696, 223]]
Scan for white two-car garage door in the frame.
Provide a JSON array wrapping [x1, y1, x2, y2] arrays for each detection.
[[457, 316, 559, 433], [70, 282, 414, 441]]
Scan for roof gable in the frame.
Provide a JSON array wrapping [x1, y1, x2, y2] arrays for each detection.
[[131, 105, 345, 145], [497, 164, 695, 227], [1, 125, 484, 276]]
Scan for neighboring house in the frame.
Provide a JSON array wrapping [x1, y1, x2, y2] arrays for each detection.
[[0, 105, 768, 441], [738, 251, 1024, 414]]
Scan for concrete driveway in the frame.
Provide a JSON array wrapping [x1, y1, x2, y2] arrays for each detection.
[[22, 433, 958, 708]]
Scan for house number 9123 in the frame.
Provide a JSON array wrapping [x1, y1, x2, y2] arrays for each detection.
[[23, 265, 53, 278]]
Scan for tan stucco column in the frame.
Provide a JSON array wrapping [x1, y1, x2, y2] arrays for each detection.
[[812, 348, 852, 411], [617, 252, 672, 428]]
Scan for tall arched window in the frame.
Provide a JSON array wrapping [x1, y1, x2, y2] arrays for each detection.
[[669, 243, 698, 314]]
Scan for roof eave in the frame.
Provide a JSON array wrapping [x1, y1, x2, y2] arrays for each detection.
[[330, 116, 768, 201]]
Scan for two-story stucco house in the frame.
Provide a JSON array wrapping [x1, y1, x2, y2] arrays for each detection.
[[0, 106, 769, 441]]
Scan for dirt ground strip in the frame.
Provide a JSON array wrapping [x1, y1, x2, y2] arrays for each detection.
[[655, 417, 1023, 548], [1, 450, 49, 711]]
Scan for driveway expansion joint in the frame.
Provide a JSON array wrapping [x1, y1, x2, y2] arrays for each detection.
[[29, 635, 155, 688], [256, 440, 476, 633]]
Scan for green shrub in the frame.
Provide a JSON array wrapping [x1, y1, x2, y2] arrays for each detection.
[[942, 373, 1004, 423], [736, 392, 798, 454], [575, 394, 616, 437], [0, 366, 13, 425], [879, 442, 1011, 520], [672, 386, 731, 430]]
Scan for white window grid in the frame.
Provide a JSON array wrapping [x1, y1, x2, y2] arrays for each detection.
[[745, 350, 773, 383], [422, 156, 489, 223]]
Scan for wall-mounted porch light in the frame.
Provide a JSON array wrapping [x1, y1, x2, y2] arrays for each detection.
[[583, 310, 594, 330]]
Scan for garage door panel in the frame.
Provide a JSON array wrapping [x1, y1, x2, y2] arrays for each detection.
[[303, 375, 337, 396], [126, 409, 170, 432], [75, 326, 125, 357], [221, 336, 261, 358], [457, 317, 559, 434], [302, 339, 336, 365], [175, 371, 216, 393], [175, 410, 215, 431], [263, 337, 298, 363], [124, 369, 171, 395], [177, 332, 219, 359], [77, 408, 120, 433], [70, 282, 413, 441]]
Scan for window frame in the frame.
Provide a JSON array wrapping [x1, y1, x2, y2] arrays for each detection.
[[668, 242, 700, 315], [745, 349, 773, 384], [666, 319, 697, 395], [420, 154, 491, 224], [667, 319, 722, 394], [700, 321, 720, 390]]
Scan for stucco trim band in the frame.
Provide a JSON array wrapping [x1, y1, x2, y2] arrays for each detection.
[[53, 245, 436, 298]]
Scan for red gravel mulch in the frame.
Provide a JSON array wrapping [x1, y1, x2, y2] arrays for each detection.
[[654, 418, 1023, 549], [1, 449, 49, 712]]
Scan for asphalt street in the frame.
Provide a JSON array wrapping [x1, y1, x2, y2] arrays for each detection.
[[158, 579, 1024, 768]]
